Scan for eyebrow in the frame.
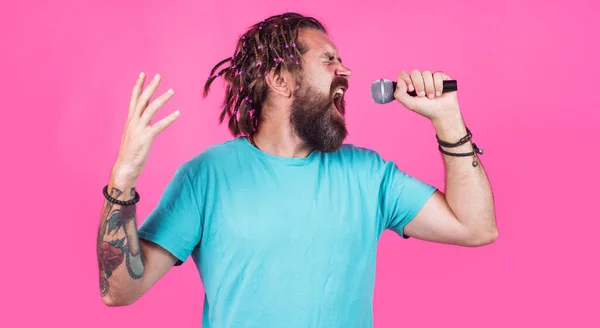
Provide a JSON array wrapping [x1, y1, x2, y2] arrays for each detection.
[[322, 52, 343, 64]]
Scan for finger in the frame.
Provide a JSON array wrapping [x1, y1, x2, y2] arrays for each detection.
[[410, 70, 425, 97], [129, 72, 145, 119], [433, 72, 444, 96], [134, 74, 162, 117], [141, 89, 175, 125], [397, 71, 414, 93], [393, 79, 417, 109], [422, 70, 435, 99], [150, 110, 181, 137]]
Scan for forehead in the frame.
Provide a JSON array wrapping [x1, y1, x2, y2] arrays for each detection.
[[298, 29, 339, 56]]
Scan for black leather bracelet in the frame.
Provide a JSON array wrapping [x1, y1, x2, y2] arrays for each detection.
[[438, 143, 484, 156], [103, 185, 140, 206], [436, 127, 472, 148], [438, 143, 484, 167], [438, 145, 474, 157]]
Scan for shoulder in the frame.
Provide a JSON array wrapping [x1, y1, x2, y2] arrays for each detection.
[[329, 143, 389, 168], [177, 137, 246, 177]]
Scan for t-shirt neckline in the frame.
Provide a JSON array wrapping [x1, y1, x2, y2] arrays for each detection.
[[239, 136, 319, 166]]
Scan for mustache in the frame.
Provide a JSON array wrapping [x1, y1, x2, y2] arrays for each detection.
[[329, 77, 349, 96]]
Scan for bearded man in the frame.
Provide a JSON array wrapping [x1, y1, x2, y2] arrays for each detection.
[[96, 12, 497, 328]]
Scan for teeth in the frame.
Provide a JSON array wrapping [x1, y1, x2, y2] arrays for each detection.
[[335, 89, 344, 96]]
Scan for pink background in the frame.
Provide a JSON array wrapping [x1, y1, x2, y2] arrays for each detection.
[[2, 0, 598, 327]]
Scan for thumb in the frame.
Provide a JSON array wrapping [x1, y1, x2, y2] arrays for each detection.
[[393, 80, 416, 109]]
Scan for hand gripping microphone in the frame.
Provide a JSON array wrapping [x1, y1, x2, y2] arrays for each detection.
[[370, 79, 457, 104]]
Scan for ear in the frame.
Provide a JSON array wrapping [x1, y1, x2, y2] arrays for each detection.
[[264, 68, 294, 98]]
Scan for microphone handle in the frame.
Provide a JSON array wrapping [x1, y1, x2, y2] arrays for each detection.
[[394, 80, 457, 97]]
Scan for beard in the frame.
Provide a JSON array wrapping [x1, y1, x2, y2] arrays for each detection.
[[290, 76, 349, 152]]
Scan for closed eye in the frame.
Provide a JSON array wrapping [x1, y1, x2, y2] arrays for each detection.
[[321, 55, 333, 62], [321, 53, 342, 64]]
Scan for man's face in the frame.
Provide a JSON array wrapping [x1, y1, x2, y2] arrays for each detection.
[[290, 29, 352, 152]]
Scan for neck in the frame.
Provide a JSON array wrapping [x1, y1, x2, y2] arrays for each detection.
[[251, 110, 313, 158]]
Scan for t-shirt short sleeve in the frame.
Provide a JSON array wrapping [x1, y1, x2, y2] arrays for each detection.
[[138, 165, 203, 265], [379, 159, 437, 239]]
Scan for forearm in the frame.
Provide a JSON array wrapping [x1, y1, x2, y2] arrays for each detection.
[[97, 170, 146, 306], [432, 109, 497, 243]]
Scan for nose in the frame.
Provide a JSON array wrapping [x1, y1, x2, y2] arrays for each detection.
[[336, 63, 352, 78]]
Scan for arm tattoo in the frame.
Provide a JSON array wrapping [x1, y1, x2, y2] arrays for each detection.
[[97, 187, 145, 297]]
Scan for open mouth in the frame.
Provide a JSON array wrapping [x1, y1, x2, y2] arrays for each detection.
[[332, 87, 346, 115]]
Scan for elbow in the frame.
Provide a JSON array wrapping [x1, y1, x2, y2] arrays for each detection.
[[466, 228, 498, 247], [101, 293, 138, 307], [102, 298, 123, 307]]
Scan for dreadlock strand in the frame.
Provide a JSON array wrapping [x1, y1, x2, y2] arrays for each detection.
[[228, 114, 239, 136], [238, 102, 252, 134], [219, 85, 234, 123], [210, 57, 231, 76], [204, 57, 233, 98], [203, 75, 218, 98]]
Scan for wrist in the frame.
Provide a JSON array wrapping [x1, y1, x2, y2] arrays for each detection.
[[431, 109, 484, 167], [431, 107, 467, 142], [106, 166, 139, 205], [110, 164, 138, 188]]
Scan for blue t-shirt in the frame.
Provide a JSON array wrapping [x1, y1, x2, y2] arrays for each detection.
[[138, 137, 436, 327]]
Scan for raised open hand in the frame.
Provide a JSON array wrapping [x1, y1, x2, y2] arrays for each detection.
[[113, 73, 180, 183]]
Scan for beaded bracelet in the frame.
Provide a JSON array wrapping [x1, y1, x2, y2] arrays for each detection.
[[103, 185, 140, 206]]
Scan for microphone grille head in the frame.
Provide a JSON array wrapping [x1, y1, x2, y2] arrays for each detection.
[[370, 79, 396, 104]]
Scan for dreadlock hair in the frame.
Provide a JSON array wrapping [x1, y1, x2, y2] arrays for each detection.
[[203, 12, 327, 137]]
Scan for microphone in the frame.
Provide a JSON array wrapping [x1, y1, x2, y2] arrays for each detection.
[[370, 79, 458, 104]]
